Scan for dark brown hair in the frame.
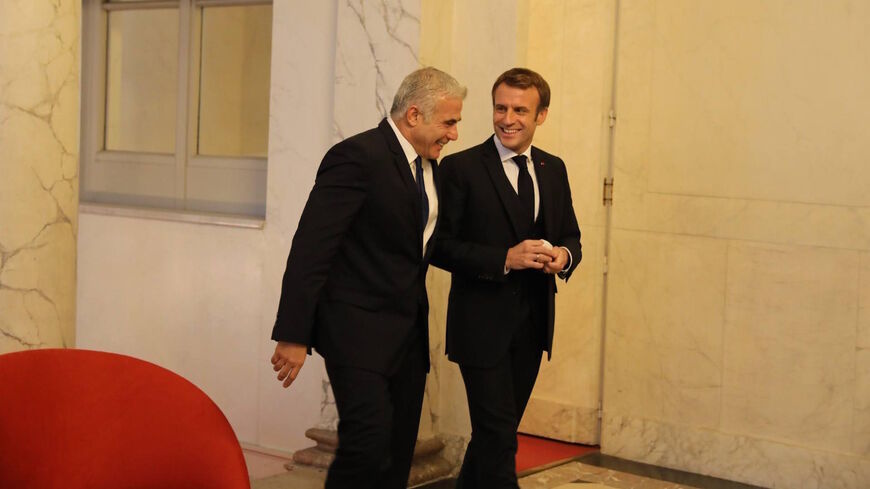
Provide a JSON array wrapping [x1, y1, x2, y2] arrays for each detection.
[[491, 68, 551, 114]]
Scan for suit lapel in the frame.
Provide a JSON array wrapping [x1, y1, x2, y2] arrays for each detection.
[[378, 119, 425, 254], [378, 119, 418, 196], [531, 146, 554, 239], [481, 137, 527, 240]]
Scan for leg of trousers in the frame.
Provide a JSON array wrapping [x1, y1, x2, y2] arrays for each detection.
[[455, 320, 543, 489], [323, 340, 427, 489]]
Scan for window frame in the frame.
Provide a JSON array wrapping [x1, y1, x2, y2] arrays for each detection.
[[80, 0, 272, 222]]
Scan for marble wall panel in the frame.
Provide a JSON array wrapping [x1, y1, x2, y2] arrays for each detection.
[[521, 223, 605, 444], [645, 0, 870, 208], [604, 230, 726, 429], [603, 414, 870, 489], [611, 0, 870, 253], [604, 1, 870, 485], [617, 192, 870, 252], [0, 0, 79, 353], [333, 0, 420, 140], [722, 242, 858, 452]]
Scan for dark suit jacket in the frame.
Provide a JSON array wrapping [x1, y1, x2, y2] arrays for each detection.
[[432, 136, 581, 368], [271, 119, 438, 374]]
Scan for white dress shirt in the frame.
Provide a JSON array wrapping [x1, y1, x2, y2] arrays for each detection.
[[492, 135, 572, 274], [387, 117, 438, 254], [493, 135, 539, 219]]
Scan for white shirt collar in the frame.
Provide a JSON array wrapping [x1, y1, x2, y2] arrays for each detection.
[[493, 134, 532, 164], [387, 117, 420, 164]]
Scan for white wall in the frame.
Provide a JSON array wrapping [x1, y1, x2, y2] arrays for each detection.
[[77, 1, 337, 452]]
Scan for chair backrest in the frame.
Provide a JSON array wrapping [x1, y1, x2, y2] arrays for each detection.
[[0, 348, 250, 489]]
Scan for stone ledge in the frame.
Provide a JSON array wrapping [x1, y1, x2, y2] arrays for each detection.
[[289, 429, 453, 485]]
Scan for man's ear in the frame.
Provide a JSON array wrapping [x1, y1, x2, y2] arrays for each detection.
[[406, 105, 421, 127], [535, 107, 549, 126]]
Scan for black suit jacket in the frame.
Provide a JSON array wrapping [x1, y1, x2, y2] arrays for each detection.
[[272, 119, 438, 374], [432, 136, 581, 368]]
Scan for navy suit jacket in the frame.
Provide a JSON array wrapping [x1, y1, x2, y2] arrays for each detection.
[[432, 136, 581, 368], [272, 119, 438, 374]]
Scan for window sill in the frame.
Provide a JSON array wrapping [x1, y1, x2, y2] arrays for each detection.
[[79, 202, 265, 230]]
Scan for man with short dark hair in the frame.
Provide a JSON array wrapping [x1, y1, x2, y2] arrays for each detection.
[[433, 67, 581, 488], [270, 67, 465, 489]]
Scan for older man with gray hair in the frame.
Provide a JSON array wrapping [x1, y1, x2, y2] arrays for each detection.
[[270, 67, 465, 489]]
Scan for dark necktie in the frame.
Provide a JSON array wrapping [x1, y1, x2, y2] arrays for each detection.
[[512, 155, 534, 224], [415, 156, 429, 233]]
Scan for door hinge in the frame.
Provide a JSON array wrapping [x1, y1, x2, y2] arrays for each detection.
[[602, 177, 614, 206], [597, 401, 603, 420], [603, 254, 608, 275], [608, 110, 617, 128]]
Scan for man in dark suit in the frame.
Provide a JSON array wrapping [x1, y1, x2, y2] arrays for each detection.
[[269, 67, 465, 489], [433, 68, 582, 488]]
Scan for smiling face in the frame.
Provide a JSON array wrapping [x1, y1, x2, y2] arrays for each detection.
[[407, 96, 463, 160], [492, 83, 548, 154]]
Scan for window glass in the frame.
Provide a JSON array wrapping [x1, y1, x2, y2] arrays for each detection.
[[197, 5, 272, 157], [105, 8, 179, 154]]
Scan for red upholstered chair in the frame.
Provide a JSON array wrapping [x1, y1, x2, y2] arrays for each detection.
[[0, 348, 250, 489]]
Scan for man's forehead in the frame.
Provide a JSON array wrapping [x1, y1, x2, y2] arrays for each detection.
[[435, 98, 462, 117]]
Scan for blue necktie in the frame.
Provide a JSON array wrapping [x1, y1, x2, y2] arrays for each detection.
[[415, 156, 429, 233]]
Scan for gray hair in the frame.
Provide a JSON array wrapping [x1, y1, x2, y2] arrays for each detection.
[[390, 67, 467, 121]]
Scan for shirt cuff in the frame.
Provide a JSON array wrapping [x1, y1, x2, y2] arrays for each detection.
[[557, 246, 572, 279]]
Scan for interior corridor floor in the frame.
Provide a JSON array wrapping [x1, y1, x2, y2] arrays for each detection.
[[244, 437, 767, 489]]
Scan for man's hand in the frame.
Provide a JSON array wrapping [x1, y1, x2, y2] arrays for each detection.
[[271, 341, 307, 388], [505, 239, 553, 271], [543, 246, 569, 274]]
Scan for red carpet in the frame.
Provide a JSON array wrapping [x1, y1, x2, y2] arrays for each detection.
[[515, 433, 598, 473]]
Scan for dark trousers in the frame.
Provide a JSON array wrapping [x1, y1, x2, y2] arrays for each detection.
[[455, 317, 543, 489], [324, 335, 428, 489]]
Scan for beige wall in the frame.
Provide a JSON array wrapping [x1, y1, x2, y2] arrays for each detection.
[[0, 0, 79, 353], [423, 0, 870, 486], [421, 0, 610, 446], [420, 0, 523, 446], [603, 1, 870, 487], [515, 0, 614, 444]]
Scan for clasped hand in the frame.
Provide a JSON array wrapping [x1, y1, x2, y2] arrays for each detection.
[[505, 239, 567, 274]]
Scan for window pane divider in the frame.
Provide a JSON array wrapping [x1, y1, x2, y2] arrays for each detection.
[[96, 150, 176, 166], [189, 155, 267, 170], [195, 0, 271, 7], [102, 1, 180, 11]]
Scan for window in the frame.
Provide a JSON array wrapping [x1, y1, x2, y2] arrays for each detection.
[[81, 0, 272, 218]]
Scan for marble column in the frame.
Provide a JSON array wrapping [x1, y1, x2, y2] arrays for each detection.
[[320, 0, 421, 430], [0, 1, 80, 353]]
